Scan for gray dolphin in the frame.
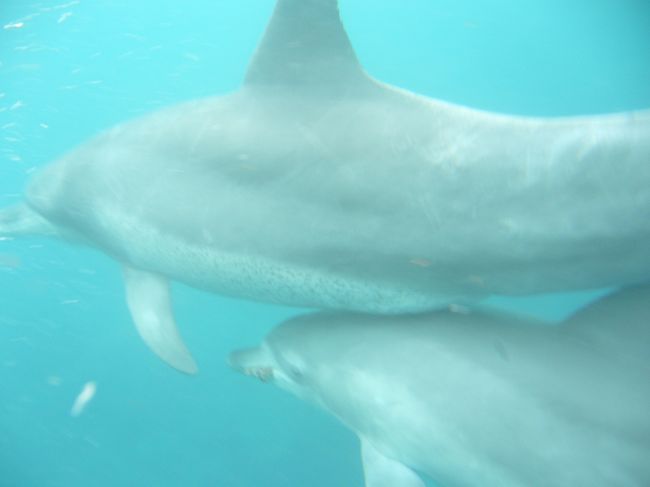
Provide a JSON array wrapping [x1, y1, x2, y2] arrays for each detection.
[[1, 0, 649, 373], [230, 286, 650, 487]]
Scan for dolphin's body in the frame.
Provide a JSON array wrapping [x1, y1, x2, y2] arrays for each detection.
[[1, 0, 649, 373], [230, 286, 650, 487]]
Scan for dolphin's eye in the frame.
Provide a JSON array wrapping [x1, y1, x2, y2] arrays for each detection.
[[272, 348, 307, 384], [287, 364, 304, 382], [277, 353, 306, 383]]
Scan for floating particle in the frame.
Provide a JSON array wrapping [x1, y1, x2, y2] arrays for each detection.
[[70, 381, 97, 417], [4, 22, 25, 30], [57, 12, 72, 24], [83, 436, 100, 449]]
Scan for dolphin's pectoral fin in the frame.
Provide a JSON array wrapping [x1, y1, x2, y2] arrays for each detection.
[[123, 265, 198, 375], [0, 203, 57, 237], [361, 437, 425, 487]]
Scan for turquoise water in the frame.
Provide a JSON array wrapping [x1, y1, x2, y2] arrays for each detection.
[[1, 1, 649, 486]]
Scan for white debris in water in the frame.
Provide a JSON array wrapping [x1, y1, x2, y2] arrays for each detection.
[[49, 1, 80, 11], [3, 22, 25, 30], [57, 12, 72, 24], [47, 375, 63, 386], [70, 381, 97, 417], [83, 436, 100, 449]]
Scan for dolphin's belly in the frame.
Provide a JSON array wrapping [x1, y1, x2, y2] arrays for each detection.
[[23, 131, 483, 312], [95, 206, 469, 313]]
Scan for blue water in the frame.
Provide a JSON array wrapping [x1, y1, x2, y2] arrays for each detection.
[[1, 1, 649, 486]]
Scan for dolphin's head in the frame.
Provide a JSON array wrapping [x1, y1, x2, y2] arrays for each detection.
[[228, 312, 408, 418], [229, 313, 371, 406], [228, 341, 315, 403], [228, 314, 332, 405]]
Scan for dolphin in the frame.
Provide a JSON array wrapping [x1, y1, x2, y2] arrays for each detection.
[[1, 0, 649, 373], [230, 286, 650, 487]]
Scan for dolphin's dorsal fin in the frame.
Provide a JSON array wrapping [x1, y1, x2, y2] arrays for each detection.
[[245, 0, 369, 92]]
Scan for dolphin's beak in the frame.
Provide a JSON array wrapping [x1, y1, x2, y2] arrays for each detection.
[[228, 347, 275, 383]]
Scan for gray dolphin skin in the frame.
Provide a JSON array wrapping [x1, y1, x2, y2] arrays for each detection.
[[1, 0, 649, 373], [230, 286, 650, 487]]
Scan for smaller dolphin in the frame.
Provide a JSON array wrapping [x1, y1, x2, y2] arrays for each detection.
[[230, 286, 650, 487]]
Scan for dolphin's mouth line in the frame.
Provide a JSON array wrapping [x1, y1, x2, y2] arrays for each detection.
[[242, 366, 275, 383], [228, 347, 275, 382]]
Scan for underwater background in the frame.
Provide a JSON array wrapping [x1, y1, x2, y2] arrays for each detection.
[[1, 1, 649, 486]]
